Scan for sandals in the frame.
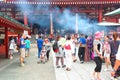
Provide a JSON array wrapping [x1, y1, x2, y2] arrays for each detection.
[[66, 68, 71, 71], [73, 59, 77, 62]]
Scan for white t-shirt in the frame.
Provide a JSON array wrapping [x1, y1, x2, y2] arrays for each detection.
[[9, 39, 15, 49], [64, 40, 74, 54]]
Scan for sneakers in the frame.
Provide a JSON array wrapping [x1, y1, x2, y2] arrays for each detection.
[[37, 61, 42, 64], [80, 61, 84, 64], [66, 68, 71, 71], [110, 76, 114, 80], [56, 65, 66, 68], [62, 65, 66, 68], [56, 65, 60, 68], [91, 78, 96, 80], [20, 63, 25, 67]]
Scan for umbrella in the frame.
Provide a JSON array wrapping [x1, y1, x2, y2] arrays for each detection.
[[97, 21, 120, 26], [104, 8, 120, 16]]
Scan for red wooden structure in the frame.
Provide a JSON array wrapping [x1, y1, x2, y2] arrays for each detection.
[[0, 0, 119, 58], [0, 12, 29, 58], [0, 0, 119, 23]]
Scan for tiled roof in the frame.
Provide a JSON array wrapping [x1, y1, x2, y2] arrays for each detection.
[[3, 0, 120, 5]]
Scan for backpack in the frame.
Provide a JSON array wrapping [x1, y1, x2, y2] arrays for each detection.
[[53, 41, 59, 52]]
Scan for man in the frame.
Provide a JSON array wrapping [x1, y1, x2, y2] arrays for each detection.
[[78, 34, 86, 63], [37, 35, 44, 63], [20, 34, 26, 67]]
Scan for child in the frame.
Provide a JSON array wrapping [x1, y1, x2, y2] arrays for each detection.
[[38, 45, 47, 64], [103, 36, 111, 71]]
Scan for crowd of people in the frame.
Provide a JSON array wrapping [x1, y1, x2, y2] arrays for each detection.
[[51, 32, 120, 80], [8, 34, 31, 67], [8, 31, 120, 80]]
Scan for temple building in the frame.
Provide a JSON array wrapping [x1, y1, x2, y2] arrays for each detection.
[[0, 0, 120, 58]]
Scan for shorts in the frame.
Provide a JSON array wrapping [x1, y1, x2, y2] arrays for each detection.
[[20, 48, 25, 58], [104, 53, 110, 58], [25, 48, 30, 54]]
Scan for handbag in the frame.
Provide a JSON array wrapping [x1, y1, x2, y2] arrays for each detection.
[[91, 52, 94, 60]]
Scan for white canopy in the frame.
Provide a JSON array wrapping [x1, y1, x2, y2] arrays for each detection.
[[97, 21, 120, 26], [104, 8, 120, 16]]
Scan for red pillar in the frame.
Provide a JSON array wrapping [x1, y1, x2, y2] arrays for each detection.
[[18, 34, 21, 43], [5, 28, 9, 58], [24, 12, 28, 26], [98, 7, 103, 22], [29, 23, 33, 35]]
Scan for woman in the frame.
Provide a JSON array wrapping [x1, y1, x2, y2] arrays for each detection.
[[111, 44, 120, 78], [84, 35, 91, 61], [71, 34, 77, 62], [44, 37, 51, 61], [103, 36, 111, 71], [110, 32, 119, 68], [87, 36, 93, 60], [64, 35, 74, 71], [110, 32, 120, 78], [92, 31, 103, 80], [54, 35, 66, 68], [9, 36, 15, 59]]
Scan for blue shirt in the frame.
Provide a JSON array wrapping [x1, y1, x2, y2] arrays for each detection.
[[20, 38, 26, 48], [79, 37, 86, 44], [37, 38, 43, 48]]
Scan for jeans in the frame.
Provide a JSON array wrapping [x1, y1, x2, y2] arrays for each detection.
[[78, 47, 85, 61], [38, 47, 42, 58]]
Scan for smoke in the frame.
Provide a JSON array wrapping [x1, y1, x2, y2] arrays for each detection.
[[15, 0, 116, 35]]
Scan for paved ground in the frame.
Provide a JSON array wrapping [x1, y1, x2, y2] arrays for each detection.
[[0, 44, 116, 80], [52, 50, 113, 80], [0, 46, 56, 80]]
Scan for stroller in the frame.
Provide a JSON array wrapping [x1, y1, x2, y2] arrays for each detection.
[[40, 45, 47, 64]]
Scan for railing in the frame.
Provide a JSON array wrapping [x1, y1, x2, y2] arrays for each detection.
[[50, 0, 120, 1], [0, 12, 29, 29], [2, 0, 120, 4]]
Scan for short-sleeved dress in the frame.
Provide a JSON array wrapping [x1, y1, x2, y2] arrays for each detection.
[[55, 40, 64, 57]]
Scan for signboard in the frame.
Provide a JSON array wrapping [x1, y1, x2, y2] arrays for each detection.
[[24, 30, 28, 35]]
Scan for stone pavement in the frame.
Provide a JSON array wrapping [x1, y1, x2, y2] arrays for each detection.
[[0, 46, 56, 80], [0, 44, 116, 80], [52, 50, 113, 80]]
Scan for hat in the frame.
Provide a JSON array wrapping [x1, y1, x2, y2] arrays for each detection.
[[94, 31, 102, 39]]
